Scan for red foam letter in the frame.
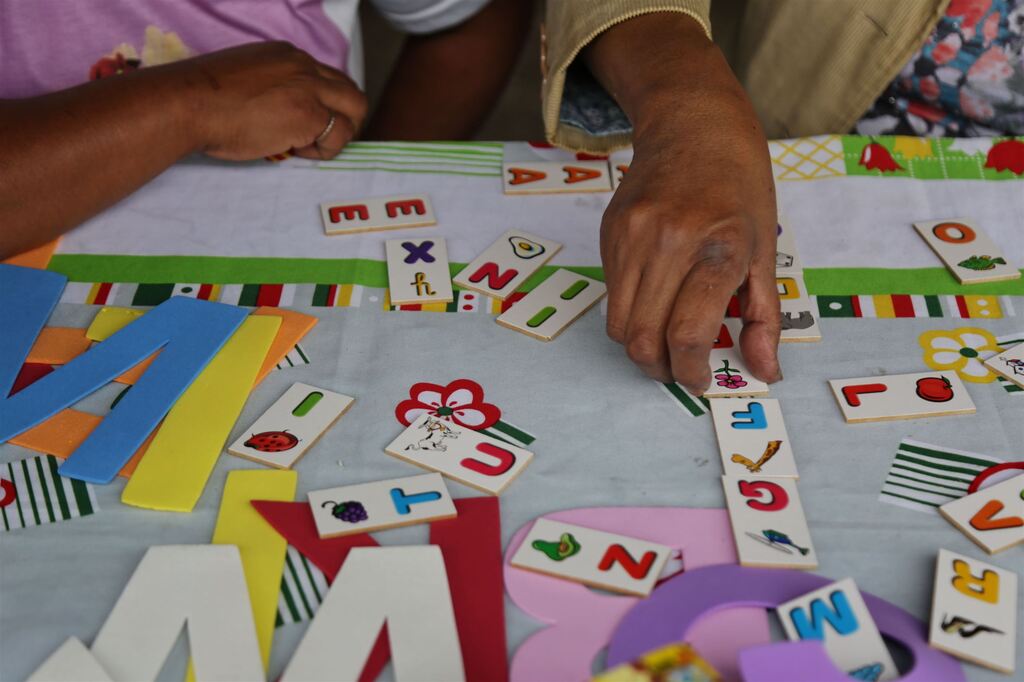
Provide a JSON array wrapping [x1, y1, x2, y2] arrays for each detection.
[[508, 167, 546, 185], [738, 480, 789, 511], [841, 383, 888, 407], [385, 199, 426, 218], [563, 165, 602, 184], [461, 443, 515, 476], [597, 544, 657, 579], [468, 262, 519, 291], [328, 204, 369, 223]]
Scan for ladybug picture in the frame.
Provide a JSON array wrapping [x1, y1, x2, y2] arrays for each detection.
[[244, 430, 299, 453]]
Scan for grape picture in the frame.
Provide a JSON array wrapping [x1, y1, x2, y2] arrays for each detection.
[[322, 500, 368, 524]]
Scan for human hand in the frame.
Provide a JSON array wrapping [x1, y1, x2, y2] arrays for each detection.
[[589, 13, 781, 394], [177, 42, 367, 160]]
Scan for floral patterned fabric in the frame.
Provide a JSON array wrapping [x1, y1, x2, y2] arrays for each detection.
[[857, 0, 1024, 137]]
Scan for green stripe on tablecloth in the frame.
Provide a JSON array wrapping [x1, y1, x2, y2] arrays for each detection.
[[803, 268, 1024, 295], [317, 166, 501, 177], [46, 256, 1024, 294], [898, 442, 1002, 468], [47, 255, 605, 289], [47, 456, 71, 520]]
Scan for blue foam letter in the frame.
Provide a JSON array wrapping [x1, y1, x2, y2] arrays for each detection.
[[0, 265, 67, 397], [390, 488, 442, 515], [0, 296, 247, 483], [788, 590, 860, 640]]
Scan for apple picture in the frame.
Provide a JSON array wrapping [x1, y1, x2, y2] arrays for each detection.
[[916, 376, 954, 403]]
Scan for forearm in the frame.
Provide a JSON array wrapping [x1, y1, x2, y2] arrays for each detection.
[[584, 12, 745, 145], [364, 0, 533, 140], [0, 65, 202, 258]]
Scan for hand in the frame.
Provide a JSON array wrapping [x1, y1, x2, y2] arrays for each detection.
[[589, 13, 781, 394], [178, 42, 368, 160]]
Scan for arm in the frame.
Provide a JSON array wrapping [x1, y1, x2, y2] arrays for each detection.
[[0, 42, 367, 259], [363, 0, 534, 140], [584, 12, 781, 394]]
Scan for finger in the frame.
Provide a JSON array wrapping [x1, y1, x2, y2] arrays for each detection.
[[604, 263, 641, 346], [315, 78, 368, 135], [665, 244, 749, 394], [738, 248, 782, 383], [623, 260, 690, 383], [292, 109, 356, 160], [600, 222, 641, 345], [314, 61, 357, 86]]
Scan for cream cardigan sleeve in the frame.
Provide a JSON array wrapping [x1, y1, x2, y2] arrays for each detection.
[[542, 0, 711, 152]]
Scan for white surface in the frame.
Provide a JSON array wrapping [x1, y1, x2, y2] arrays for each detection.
[[27, 638, 112, 682], [710, 399, 799, 478], [914, 218, 1020, 284], [829, 371, 977, 422], [228, 382, 355, 469], [509, 518, 672, 596], [90, 545, 263, 682], [779, 577, 898, 681], [939, 474, 1024, 554], [495, 269, 606, 341], [320, 195, 435, 235], [384, 414, 533, 495], [385, 237, 454, 305], [930, 549, 1018, 674], [306, 472, 456, 538], [53, 158, 1024, 269], [452, 229, 562, 301], [281, 546, 465, 682], [721, 475, 818, 569], [502, 161, 612, 194]]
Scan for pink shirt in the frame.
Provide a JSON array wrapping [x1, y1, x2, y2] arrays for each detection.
[[0, 0, 487, 98]]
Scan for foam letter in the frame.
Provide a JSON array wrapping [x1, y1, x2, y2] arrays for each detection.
[[597, 544, 657, 580], [461, 443, 516, 476], [390, 487, 442, 515], [0, 265, 66, 396], [468, 262, 518, 291], [951, 559, 999, 604], [282, 546, 465, 682], [27, 638, 112, 682], [739, 480, 789, 511], [385, 199, 426, 218], [329, 205, 369, 222], [0, 297, 247, 483], [788, 591, 859, 639], [90, 545, 262, 682]]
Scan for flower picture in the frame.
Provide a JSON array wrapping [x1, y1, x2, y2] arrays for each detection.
[[395, 378, 501, 429], [919, 327, 1002, 383]]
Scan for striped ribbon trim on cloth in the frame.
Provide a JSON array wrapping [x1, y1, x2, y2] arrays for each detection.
[[274, 344, 311, 370], [58, 282, 1018, 322], [1, 454, 98, 531], [314, 142, 503, 178], [275, 546, 329, 627], [658, 382, 711, 418], [878, 439, 1004, 513], [479, 419, 536, 448]]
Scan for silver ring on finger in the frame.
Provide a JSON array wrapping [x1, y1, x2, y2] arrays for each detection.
[[315, 113, 336, 144]]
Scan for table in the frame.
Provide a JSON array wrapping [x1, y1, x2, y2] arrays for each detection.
[[1, 136, 1022, 681]]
